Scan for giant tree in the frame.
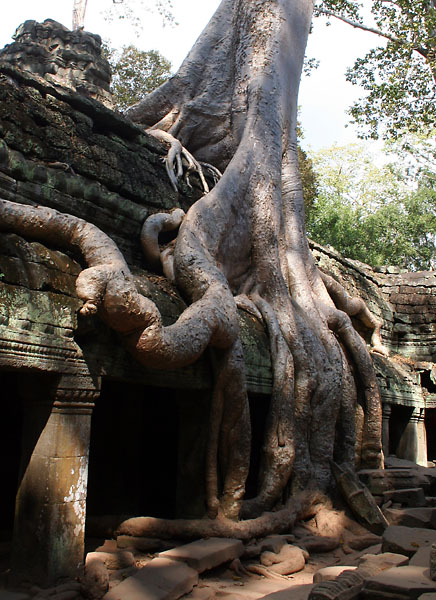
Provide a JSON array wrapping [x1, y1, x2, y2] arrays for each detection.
[[0, 0, 385, 538]]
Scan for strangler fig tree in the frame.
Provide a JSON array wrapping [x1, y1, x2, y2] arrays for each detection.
[[1, 0, 385, 537]]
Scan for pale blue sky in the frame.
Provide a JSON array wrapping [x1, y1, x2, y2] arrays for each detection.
[[0, 1, 378, 151]]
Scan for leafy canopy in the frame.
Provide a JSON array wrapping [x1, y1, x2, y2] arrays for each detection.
[[314, 0, 436, 140], [306, 142, 436, 271], [106, 45, 172, 110]]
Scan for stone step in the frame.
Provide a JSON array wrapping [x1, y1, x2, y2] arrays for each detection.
[[103, 557, 198, 600], [158, 537, 243, 573]]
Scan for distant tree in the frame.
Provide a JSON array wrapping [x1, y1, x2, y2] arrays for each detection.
[[314, 0, 436, 140], [307, 142, 436, 270], [106, 45, 172, 110], [296, 125, 319, 218]]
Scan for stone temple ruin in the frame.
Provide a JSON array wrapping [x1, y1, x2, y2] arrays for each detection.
[[0, 17, 436, 595]]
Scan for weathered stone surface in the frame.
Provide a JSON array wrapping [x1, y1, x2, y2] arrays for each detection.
[[410, 546, 432, 567], [358, 551, 409, 571], [158, 538, 243, 573], [87, 550, 135, 570], [103, 558, 198, 600], [383, 507, 435, 528], [309, 569, 365, 600], [83, 553, 110, 600], [431, 544, 436, 580], [359, 470, 430, 495], [313, 566, 357, 583], [361, 565, 436, 599], [347, 535, 382, 551], [0, 593, 31, 600], [382, 526, 436, 557], [332, 463, 388, 534], [383, 488, 427, 507]]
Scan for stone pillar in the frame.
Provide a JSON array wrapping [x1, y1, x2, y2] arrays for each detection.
[[382, 403, 392, 458], [11, 374, 100, 586], [397, 407, 427, 467]]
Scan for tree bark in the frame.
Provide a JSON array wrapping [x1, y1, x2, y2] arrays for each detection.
[[0, 0, 384, 535]]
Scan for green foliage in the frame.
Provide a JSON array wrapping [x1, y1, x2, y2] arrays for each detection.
[[315, 0, 436, 140], [106, 45, 172, 111], [306, 142, 436, 270]]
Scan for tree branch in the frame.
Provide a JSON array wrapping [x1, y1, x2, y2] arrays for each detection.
[[315, 7, 429, 58], [315, 7, 403, 44]]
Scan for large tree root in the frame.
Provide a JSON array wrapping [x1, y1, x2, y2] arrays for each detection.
[[117, 492, 323, 541]]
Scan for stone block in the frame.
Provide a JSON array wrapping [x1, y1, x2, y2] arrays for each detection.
[[383, 488, 427, 507], [359, 470, 430, 495], [410, 546, 432, 567], [382, 526, 436, 557], [158, 538, 243, 573], [431, 544, 436, 580], [87, 550, 135, 570], [358, 551, 409, 571], [103, 558, 198, 600], [384, 507, 435, 528], [313, 566, 357, 583], [418, 594, 436, 599], [361, 565, 436, 599]]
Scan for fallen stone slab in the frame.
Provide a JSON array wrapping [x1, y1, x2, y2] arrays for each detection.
[[383, 487, 427, 508], [158, 538, 243, 573], [418, 594, 436, 599], [411, 546, 432, 567], [103, 558, 198, 600], [382, 526, 436, 557], [383, 507, 435, 528], [385, 457, 421, 470], [313, 566, 357, 583], [361, 565, 436, 599], [358, 551, 409, 571], [359, 469, 430, 495], [87, 550, 135, 570], [346, 534, 381, 551]]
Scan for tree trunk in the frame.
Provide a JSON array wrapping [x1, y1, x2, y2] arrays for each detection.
[[0, 0, 383, 535], [72, 0, 88, 29]]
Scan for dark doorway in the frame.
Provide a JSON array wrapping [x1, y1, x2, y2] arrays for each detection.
[[389, 404, 414, 456], [86, 381, 180, 522], [245, 393, 271, 500], [426, 408, 436, 462], [0, 373, 23, 582]]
